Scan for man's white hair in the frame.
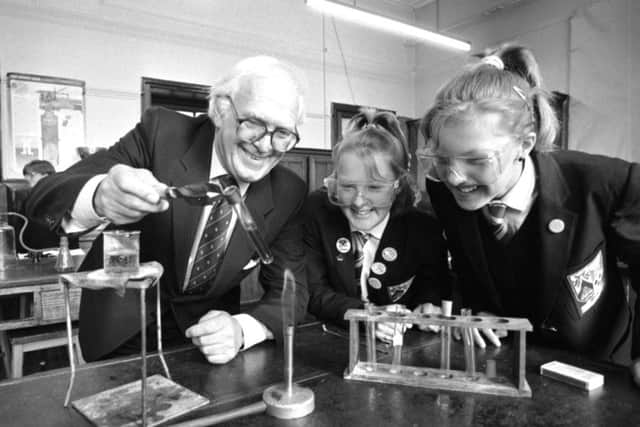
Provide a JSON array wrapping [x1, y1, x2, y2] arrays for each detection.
[[209, 56, 306, 126]]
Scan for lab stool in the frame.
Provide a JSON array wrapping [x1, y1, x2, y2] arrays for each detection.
[[8, 326, 84, 378]]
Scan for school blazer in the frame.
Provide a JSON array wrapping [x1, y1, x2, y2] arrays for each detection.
[[25, 107, 309, 361], [427, 150, 640, 361], [304, 190, 451, 326]]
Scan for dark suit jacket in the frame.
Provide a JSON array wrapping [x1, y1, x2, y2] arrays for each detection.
[[25, 107, 309, 361], [428, 150, 640, 361], [304, 190, 451, 326]]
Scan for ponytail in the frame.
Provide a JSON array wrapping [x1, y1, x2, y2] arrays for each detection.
[[493, 45, 558, 150]]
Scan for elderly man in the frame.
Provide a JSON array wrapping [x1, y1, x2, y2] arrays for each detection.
[[25, 56, 309, 364]]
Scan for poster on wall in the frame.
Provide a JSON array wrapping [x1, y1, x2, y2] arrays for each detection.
[[4, 73, 86, 179]]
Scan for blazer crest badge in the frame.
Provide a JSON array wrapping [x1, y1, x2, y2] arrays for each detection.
[[566, 250, 604, 316], [387, 276, 414, 303]]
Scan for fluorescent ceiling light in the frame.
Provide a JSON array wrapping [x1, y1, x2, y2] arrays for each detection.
[[306, 0, 471, 52]]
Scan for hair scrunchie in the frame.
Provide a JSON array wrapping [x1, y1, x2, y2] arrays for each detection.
[[481, 55, 504, 70]]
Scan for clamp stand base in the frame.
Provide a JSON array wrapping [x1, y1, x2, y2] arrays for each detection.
[[263, 384, 315, 419]]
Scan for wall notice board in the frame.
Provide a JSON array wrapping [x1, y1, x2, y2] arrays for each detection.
[[4, 73, 86, 179]]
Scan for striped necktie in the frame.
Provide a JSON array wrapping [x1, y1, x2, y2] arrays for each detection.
[[482, 201, 512, 242], [183, 178, 235, 294], [352, 231, 369, 284]]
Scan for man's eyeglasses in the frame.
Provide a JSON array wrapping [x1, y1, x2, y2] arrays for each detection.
[[416, 144, 518, 184], [225, 96, 299, 154], [324, 177, 399, 208]]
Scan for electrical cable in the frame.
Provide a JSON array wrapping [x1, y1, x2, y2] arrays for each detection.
[[6, 211, 58, 253], [331, 18, 356, 104]]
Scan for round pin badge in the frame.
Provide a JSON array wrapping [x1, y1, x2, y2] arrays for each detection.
[[548, 219, 565, 234], [368, 277, 382, 289], [336, 237, 351, 254], [382, 247, 398, 262], [371, 262, 387, 275]]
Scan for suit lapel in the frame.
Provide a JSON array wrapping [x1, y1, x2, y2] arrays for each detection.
[[208, 174, 275, 296], [170, 121, 214, 288], [532, 152, 577, 325]]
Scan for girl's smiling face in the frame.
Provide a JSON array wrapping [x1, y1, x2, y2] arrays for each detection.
[[336, 151, 397, 232], [435, 112, 532, 211]]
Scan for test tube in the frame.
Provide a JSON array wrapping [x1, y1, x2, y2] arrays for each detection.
[[440, 300, 452, 374], [390, 326, 403, 374], [460, 308, 476, 378], [365, 302, 377, 369], [387, 304, 405, 374], [223, 186, 274, 264], [485, 359, 497, 378]]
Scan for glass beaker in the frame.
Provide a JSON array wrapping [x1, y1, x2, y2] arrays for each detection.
[[55, 236, 74, 273], [0, 214, 16, 271], [103, 230, 140, 274]]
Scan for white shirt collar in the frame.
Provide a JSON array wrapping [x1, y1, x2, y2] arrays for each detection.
[[210, 141, 249, 196], [499, 154, 536, 213], [351, 212, 390, 241]]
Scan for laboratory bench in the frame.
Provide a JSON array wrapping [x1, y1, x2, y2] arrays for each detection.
[[0, 321, 638, 426]]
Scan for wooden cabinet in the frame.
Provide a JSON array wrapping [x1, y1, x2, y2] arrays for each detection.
[[282, 147, 332, 192], [279, 151, 307, 183], [309, 153, 333, 191]]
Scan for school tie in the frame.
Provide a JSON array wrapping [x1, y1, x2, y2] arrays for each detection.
[[184, 180, 235, 294], [482, 201, 512, 242], [352, 231, 369, 284]]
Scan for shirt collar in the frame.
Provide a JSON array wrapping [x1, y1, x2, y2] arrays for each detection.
[[351, 212, 390, 241], [499, 154, 536, 213], [211, 141, 249, 196]]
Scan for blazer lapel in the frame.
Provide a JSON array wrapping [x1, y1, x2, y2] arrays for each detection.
[[328, 208, 357, 297], [170, 121, 214, 288], [532, 152, 577, 325]]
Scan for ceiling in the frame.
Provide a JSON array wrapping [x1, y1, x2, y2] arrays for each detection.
[[363, 0, 540, 30], [380, 0, 435, 8]]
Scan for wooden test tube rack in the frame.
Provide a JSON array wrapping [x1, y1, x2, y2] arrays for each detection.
[[343, 309, 533, 398]]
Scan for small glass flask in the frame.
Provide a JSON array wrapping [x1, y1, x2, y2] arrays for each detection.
[[55, 236, 74, 273], [0, 214, 17, 271]]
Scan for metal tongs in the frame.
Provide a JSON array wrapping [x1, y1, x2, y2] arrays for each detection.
[[166, 177, 274, 265]]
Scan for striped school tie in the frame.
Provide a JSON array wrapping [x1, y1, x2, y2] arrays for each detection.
[[482, 201, 512, 242], [352, 231, 369, 284]]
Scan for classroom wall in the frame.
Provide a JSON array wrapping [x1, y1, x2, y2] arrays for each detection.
[[414, 0, 639, 162], [0, 0, 416, 177], [569, 0, 640, 161]]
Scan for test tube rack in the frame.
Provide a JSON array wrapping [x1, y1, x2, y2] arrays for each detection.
[[343, 308, 533, 398]]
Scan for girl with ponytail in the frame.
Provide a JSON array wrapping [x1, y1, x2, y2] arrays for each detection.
[[420, 45, 640, 386], [304, 109, 451, 341]]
